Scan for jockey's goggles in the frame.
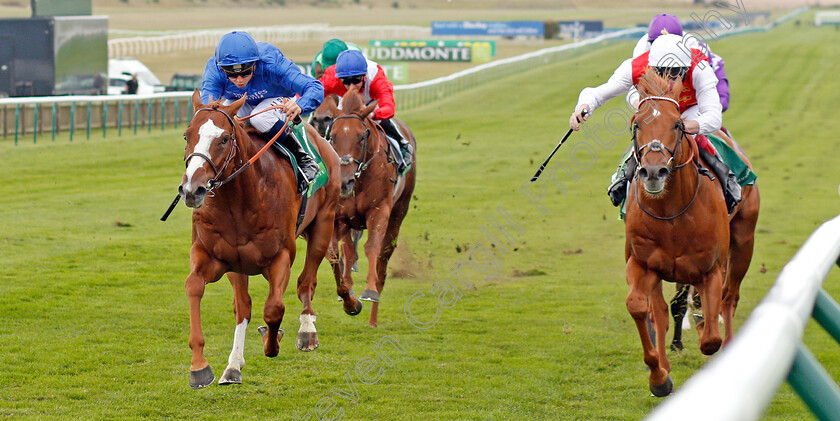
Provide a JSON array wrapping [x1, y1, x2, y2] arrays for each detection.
[[340, 75, 364, 85], [222, 63, 255, 79], [654, 66, 688, 81]]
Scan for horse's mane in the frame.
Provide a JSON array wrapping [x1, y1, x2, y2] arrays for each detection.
[[637, 68, 682, 101], [341, 85, 366, 117]]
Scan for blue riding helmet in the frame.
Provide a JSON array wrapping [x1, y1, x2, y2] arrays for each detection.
[[335, 50, 368, 78], [215, 31, 260, 68]]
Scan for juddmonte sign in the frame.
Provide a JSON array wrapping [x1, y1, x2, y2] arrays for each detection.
[[366, 40, 496, 63]]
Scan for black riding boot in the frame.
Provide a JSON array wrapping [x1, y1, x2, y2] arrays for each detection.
[[379, 118, 412, 173], [607, 150, 638, 207], [267, 119, 319, 194], [698, 147, 741, 214]]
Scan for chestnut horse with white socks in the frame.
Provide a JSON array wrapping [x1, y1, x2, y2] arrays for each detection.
[[624, 73, 759, 397], [178, 91, 340, 388]]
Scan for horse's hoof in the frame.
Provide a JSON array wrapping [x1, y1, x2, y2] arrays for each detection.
[[296, 331, 320, 352], [670, 341, 684, 352], [650, 376, 674, 397], [700, 337, 722, 355], [258, 326, 284, 357], [189, 365, 215, 389], [345, 296, 363, 316], [360, 289, 380, 302], [218, 368, 242, 385]]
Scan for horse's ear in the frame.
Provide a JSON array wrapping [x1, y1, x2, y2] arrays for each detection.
[[328, 95, 339, 115], [227, 94, 248, 115], [360, 100, 379, 119], [191, 89, 203, 113]]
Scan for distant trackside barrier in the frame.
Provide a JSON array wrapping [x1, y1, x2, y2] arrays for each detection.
[[1, 7, 808, 144]]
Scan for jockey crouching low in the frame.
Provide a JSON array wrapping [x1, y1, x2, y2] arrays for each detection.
[[569, 34, 741, 214], [321, 49, 413, 174], [201, 31, 322, 193]]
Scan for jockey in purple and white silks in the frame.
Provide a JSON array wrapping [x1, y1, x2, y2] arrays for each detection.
[[201, 31, 324, 193]]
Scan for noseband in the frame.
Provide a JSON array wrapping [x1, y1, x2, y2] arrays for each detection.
[[185, 107, 242, 193], [330, 114, 376, 179], [632, 96, 701, 221]]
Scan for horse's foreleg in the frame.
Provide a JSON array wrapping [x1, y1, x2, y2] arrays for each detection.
[[261, 248, 292, 358], [695, 268, 724, 356], [185, 248, 226, 389], [362, 209, 392, 327], [331, 222, 362, 316], [219, 272, 251, 385], [669, 284, 690, 351], [650, 282, 670, 373], [626, 257, 672, 397]]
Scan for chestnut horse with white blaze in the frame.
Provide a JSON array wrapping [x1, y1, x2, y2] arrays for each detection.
[[624, 73, 759, 396], [326, 85, 416, 327], [178, 90, 340, 388]]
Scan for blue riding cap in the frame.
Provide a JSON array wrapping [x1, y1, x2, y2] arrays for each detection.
[[215, 31, 260, 68], [335, 50, 368, 78]]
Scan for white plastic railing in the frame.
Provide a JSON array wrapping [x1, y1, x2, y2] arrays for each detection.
[[646, 214, 840, 421], [108, 25, 431, 58]]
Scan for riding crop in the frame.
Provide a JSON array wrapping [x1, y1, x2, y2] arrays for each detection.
[[530, 109, 588, 182]]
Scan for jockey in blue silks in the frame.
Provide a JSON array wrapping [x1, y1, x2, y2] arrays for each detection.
[[201, 31, 324, 193]]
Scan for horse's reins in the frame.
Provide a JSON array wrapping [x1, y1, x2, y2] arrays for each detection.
[[161, 103, 296, 221], [632, 96, 701, 221], [330, 114, 381, 179]]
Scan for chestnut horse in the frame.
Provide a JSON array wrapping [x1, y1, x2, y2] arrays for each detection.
[[326, 86, 417, 327], [624, 73, 759, 396], [178, 91, 341, 388], [311, 94, 338, 137]]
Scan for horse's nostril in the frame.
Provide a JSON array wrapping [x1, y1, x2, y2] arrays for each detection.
[[195, 186, 207, 197], [658, 168, 669, 179], [638, 168, 649, 179], [178, 185, 184, 196]]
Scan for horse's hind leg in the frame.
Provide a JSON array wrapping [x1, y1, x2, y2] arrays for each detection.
[[370, 193, 411, 328], [361, 209, 392, 327], [261, 248, 293, 358], [295, 211, 337, 352], [722, 188, 758, 346], [219, 272, 251, 385], [669, 284, 690, 351], [695, 268, 724, 356], [626, 257, 672, 397]]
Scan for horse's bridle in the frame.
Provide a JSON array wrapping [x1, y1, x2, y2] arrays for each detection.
[[185, 107, 242, 193], [329, 114, 378, 179], [631, 96, 700, 221]]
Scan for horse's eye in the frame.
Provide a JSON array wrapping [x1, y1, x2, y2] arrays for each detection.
[[221, 135, 229, 144], [183, 133, 187, 141]]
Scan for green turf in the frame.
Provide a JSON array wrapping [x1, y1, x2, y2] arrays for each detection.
[[1, 14, 839, 420]]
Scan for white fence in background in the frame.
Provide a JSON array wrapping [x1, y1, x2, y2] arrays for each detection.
[[108, 25, 431, 57]]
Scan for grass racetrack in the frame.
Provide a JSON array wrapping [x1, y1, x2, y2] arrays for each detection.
[[2, 14, 840, 420]]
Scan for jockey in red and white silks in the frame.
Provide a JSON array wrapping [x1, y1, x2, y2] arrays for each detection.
[[570, 34, 722, 136]]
